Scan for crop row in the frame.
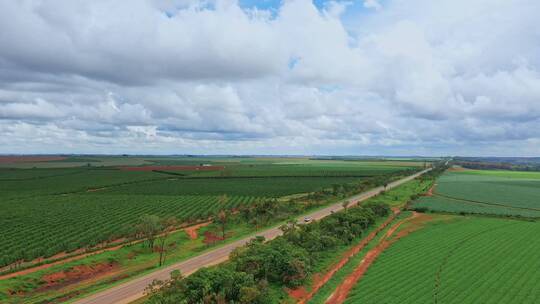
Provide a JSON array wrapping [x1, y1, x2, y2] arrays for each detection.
[[188, 164, 409, 178], [0, 194, 256, 267], [0, 169, 164, 200], [434, 172, 540, 210], [344, 217, 540, 304], [95, 176, 361, 197], [412, 196, 540, 218]]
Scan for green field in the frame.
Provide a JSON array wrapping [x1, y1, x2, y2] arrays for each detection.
[[98, 176, 360, 197], [413, 196, 540, 218], [344, 216, 540, 304], [0, 156, 421, 268], [412, 170, 540, 217], [1, 195, 256, 265]]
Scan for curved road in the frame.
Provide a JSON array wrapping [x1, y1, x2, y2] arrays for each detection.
[[74, 169, 431, 304]]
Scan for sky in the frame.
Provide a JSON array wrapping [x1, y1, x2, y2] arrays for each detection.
[[0, 0, 539, 156]]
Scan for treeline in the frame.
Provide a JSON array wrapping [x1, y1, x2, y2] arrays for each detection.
[[236, 169, 420, 229], [302, 168, 420, 202], [454, 159, 540, 172], [144, 203, 391, 304], [419, 162, 448, 179]]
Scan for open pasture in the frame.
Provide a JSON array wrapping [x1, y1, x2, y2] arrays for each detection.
[[344, 216, 540, 304]]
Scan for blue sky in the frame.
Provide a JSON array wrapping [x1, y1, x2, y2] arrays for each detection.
[[0, 0, 539, 156], [239, 0, 379, 23]]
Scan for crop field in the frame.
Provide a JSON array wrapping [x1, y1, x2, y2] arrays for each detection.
[[343, 216, 540, 304], [1, 195, 255, 266], [411, 169, 540, 217], [98, 176, 360, 197], [0, 168, 163, 199], [413, 196, 540, 218], [0, 156, 422, 269]]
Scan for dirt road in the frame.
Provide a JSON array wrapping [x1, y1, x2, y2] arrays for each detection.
[[74, 169, 431, 304], [325, 212, 433, 304]]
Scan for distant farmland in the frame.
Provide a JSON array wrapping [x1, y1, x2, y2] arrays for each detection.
[[0, 156, 421, 268], [412, 169, 540, 218]]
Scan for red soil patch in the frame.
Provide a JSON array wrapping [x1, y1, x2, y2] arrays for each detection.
[[325, 212, 432, 304], [203, 231, 225, 245], [185, 222, 211, 240], [0, 156, 66, 163], [288, 208, 402, 304], [425, 183, 437, 197], [38, 262, 118, 292], [0, 244, 124, 280], [117, 165, 224, 171], [289, 286, 309, 299]]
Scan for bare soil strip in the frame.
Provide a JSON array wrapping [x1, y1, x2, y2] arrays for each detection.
[[325, 212, 432, 304], [425, 183, 437, 196], [184, 222, 211, 240], [288, 208, 402, 304]]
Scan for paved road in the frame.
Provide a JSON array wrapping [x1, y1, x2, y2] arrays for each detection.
[[74, 169, 431, 304]]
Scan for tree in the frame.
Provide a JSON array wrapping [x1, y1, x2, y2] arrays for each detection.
[[136, 215, 162, 250], [145, 270, 185, 304], [218, 194, 229, 207], [156, 217, 178, 267], [216, 210, 229, 239], [279, 218, 298, 235], [342, 200, 351, 211], [232, 238, 310, 287]]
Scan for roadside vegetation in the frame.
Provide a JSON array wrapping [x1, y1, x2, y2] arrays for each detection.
[[144, 203, 392, 304]]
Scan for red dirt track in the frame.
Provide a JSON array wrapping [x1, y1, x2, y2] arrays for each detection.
[[118, 165, 224, 171], [425, 183, 437, 196], [0, 156, 66, 163], [325, 212, 432, 304], [289, 208, 402, 304], [184, 222, 211, 240]]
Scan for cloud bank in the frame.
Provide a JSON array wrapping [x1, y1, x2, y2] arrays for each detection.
[[0, 0, 539, 156]]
